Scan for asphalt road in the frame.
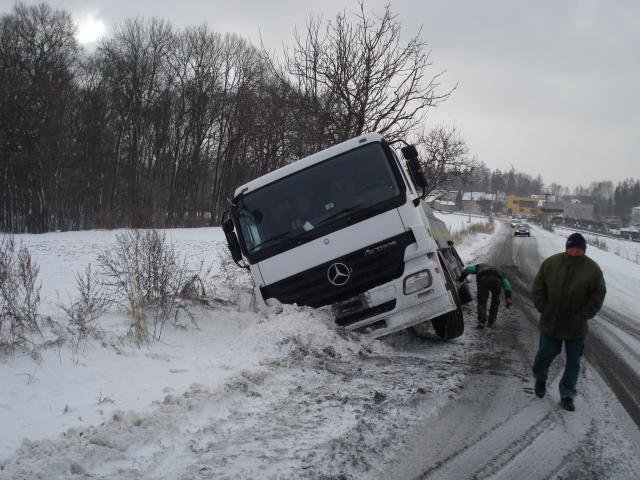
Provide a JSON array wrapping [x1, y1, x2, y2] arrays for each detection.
[[380, 223, 640, 480], [507, 225, 640, 428]]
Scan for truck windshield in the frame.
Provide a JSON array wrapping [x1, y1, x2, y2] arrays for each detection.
[[234, 142, 405, 262]]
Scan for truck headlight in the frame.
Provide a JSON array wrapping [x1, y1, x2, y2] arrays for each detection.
[[403, 270, 433, 295]]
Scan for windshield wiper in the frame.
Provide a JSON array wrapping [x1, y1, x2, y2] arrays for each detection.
[[319, 203, 382, 225], [256, 228, 316, 251]]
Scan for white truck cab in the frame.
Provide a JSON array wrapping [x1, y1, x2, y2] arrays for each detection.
[[223, 133, 471, 339]]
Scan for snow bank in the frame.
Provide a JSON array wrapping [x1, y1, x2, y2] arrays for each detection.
[[1, 300, 469, 479]]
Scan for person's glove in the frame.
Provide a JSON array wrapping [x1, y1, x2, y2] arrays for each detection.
[[457, 272, 468, 282], [505, 291, 512, 309]]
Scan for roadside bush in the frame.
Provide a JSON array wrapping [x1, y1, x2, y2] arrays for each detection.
[[451, 220, 495, 243], [61, 263, 111, 352], [206, 248, 254, 308], [0, 236, 42, 347], [468, 221, 495, 235], [97, 230, 192, 344]]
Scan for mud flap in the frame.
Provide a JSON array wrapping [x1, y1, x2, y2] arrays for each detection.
[[458, 283, 473, 305]]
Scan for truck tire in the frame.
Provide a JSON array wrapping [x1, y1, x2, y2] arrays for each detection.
[[410, 322, 433, 338], [431, 267, 464, 340]]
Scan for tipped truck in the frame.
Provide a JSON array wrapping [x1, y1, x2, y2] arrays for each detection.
[[223, 133, 472, 339]]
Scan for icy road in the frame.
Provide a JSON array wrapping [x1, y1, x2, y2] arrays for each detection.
[[381, 223, 640, 479]]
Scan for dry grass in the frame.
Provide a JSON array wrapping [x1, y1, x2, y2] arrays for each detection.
[[0, 236, 42, 348], [451, 219, 495, 243], [61, 263, 112, 352], [97, 229, 191, 344]]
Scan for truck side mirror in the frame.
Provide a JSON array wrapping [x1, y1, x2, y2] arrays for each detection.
[[401, 145, 428, 197], [222, 217, 244, 266]]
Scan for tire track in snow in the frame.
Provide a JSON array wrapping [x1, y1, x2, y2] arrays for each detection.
[[586, 327, 640, 427], [420, 402, 589, 480]]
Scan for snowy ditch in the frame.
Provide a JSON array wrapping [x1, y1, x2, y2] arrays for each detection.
[[2, 304, 478, 479]]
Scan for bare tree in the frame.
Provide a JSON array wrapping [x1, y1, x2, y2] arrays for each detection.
[[281, 1, 453, 144], [0, 3, 79, 233], [1, 3, 460, 232], [98, 17, 174, 226], [416, 125, 478, 198]]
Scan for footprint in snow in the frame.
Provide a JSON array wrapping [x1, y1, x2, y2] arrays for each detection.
[[169, 368, 188, 374]]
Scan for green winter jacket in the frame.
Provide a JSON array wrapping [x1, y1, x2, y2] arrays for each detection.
[[461, 263, 512, 295], [532, 252, 606, 339]]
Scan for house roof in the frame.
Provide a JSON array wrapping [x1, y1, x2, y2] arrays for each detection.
[[462, 192, 495, 201]]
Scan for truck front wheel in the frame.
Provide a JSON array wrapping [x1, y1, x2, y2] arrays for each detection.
[[432, 267, 464, 340], [410, 305, 464, 340], [431, 309, 464, 340], [411, 268, 465, 340]]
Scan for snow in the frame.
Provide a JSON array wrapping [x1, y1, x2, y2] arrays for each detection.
[[1, 219, 639, 479], [433, 211, 491, 235]]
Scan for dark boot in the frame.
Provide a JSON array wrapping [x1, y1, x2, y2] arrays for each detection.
[[534, 380, 546, 398], [560, 397, 575, 411]]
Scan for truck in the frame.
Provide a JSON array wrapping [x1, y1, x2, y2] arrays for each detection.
[[222, 132, 472, 339]]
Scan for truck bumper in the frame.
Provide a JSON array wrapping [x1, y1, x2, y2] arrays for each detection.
[[336, 281, 458, 338]]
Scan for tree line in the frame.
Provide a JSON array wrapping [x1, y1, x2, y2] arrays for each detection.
[[454, 162, 545, 197], [572, 179, 640, 223], [1, 2, 458, 233], [462, 162, 639, 223]]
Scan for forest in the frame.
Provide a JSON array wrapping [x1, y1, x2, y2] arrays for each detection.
[[1, 3, 638, 233], [1, 2, 456, 233]]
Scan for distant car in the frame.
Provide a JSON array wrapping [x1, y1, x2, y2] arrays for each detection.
[[514, 224, 531, 237], [510, 219, 519, 228]]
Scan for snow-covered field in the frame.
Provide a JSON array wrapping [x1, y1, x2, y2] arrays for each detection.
[[1, 216, 639, 479], [0, 218, 497, 479]]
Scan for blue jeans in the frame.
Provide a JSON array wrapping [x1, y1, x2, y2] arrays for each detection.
[[532, 333, 585, 399]]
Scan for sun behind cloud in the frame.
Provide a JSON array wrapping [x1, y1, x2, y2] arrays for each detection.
[[75, 13, 107, 45]]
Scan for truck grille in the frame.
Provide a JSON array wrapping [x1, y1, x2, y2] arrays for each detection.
[[336, 300, 396, 327], [260, 230, 416, 308]]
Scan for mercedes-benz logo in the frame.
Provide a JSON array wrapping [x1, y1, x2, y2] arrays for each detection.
[[327, 262, 351, 286]]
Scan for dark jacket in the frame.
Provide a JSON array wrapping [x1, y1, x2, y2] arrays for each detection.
[[461, 263, 512, 295], [532, 252, 606, 339]]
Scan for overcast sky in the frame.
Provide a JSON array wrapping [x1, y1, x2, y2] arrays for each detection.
[[2, 0, 639, 190]]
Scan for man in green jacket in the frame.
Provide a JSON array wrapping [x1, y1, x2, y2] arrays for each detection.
[[531, 232, 606, 412], [458, 263, 512, 329]]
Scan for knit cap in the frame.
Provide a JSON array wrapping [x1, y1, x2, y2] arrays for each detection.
[[566, 232, 587, 251]]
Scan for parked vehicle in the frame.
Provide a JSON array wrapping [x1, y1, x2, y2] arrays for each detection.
[[514, 224, 531, 237], [222, 133, 472, 339]]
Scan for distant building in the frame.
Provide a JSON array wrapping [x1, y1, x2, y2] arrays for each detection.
[[433, 200, 457, 213], [631, 206, 640, 226], [540, 203, 564, 229], [506, 196, 541, 217], [531, 194, 557, 203], [620, 226, 640, 241], [605, 216, 622, 229], [461, 192, 496, 214], [564, 202, 595, 222]]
